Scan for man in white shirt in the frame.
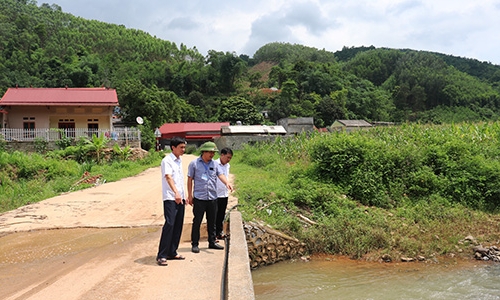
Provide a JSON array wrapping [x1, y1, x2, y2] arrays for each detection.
[[156, 137, 187, 266], [215, 148, 233, 240]]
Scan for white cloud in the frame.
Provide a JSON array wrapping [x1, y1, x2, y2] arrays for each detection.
[[167, 17, 200, 30]]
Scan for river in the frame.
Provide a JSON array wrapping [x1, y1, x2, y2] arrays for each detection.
[[252, 256, 500, 300]]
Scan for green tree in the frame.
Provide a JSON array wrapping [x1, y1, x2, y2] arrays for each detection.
[[268, 63, 290, 89], [315, 95, 345, 127], [218, 96, 264, 125], [205, 50, 246, 94], [269, 79, 298, 121]]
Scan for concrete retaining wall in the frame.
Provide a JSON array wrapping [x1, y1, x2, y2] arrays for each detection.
[[227, 211, 255, 300]]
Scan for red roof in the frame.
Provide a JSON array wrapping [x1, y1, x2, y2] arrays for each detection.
[[159, 122, 230, 133], [0, 87, 118, 106], [159, 122, 230, 139]]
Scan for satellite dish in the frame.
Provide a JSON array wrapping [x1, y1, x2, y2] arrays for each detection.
[[136, 116, 144, 125]]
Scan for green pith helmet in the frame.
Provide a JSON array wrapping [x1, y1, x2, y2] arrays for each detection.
[[199, 141, 218, 152]]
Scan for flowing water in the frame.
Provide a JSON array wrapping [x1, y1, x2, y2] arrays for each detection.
[[252, 256, 500, 300]]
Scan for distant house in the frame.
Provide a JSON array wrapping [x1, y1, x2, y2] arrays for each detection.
[[0, 87, 118, 132], [277, 117, 315, 134], [158, 122, 230, 148], [331, 120, 373, 132], [216, 124, 287, 150], [220, 125, 286, 135]]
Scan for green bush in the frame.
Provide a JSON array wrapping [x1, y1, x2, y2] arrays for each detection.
[[113, 144, 132, 161], [54, 129, 73, 149], [305, 122, 500, 211], [0, 136, 6, 152], [34, 137, 48, 153], [237, 143, 282, 169], [185, 144, 197, 154]]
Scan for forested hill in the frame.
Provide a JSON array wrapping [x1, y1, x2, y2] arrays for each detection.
[[333, 45, 500, 83], [2, 0, 500, 149]]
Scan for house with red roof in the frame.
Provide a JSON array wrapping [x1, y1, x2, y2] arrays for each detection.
[[0, 87, 118, 132], [0, 87, 142, 149], [158, 122, 230, 148]]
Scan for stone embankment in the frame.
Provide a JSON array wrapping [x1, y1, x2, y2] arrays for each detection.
[[242, 227, 500, 266], [464, 235, 500, 262], [244, 221, 306, 269], [473, 245, 500, 262], [380, 235, 500, 263], [239, 222, 499, 270]]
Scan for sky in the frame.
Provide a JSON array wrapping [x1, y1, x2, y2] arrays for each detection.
[[50, 0, 500, 65]]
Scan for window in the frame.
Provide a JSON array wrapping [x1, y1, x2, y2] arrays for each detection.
[[23, 122, 35, 130]]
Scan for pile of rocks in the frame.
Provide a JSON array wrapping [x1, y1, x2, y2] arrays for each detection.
[[473, 245, 500, 262], [463, 235, 500, 262]]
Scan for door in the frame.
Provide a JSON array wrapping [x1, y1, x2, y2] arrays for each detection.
[[58, 122, 75, 138]]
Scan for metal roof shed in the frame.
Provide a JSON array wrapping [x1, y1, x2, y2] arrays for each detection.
[[331, 120, 373, 132], [220, 125, 287, 135]]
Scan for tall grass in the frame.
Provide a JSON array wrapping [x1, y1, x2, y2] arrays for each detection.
[[232, 123, 500, 260], [307, 122, 500, 211]]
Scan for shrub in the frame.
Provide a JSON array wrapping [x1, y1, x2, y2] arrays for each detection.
[[54, 129, 73, 149], [34, 137, 48, 153], [0, 146, 162, 213], [112, 143, 132, 161], [185, 144, 197, 154], [238, 143, 281, 168], [0, 135, 6, 152]]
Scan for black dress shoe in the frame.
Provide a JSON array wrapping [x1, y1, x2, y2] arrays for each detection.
[[209, 243, 224, 250], [192, 246, 200, 253]]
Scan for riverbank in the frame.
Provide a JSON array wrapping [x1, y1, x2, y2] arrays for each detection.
[[229, 129, 500, 263]]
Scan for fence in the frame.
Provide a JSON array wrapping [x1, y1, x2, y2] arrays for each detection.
[[0, 128, 141, 142]]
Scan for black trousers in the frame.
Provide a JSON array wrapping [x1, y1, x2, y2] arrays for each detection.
[[191, 198, 217, 246], [157, 200, 185, 259], [216, 197, 228, 235]]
